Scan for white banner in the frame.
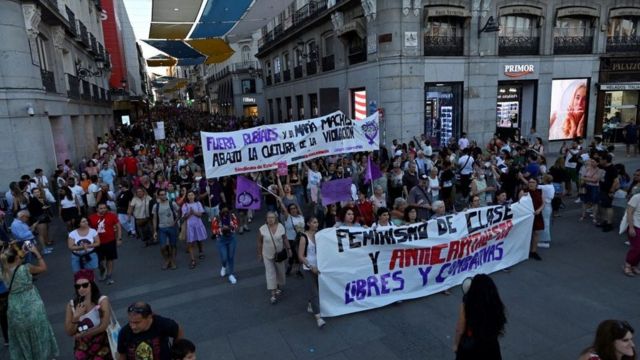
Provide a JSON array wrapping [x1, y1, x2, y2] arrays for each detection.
[[317, 197, 534, 317], [200, 111, 380, 178], [153, 121, 165, 140]]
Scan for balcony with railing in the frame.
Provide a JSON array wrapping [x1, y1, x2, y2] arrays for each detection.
[[498, 36, 540, 56], [553, 36, 593, 55], [65, 6, 77, 36], [259, 0, 340, 51], [81, 80, 91, 101], [89, 33, 98, 54], [321, 55, 334, 72], [294, 65, 303, 79], [67, 74, 80, 99], [424, 36, 464, 56], [283, 69, 291, 81], [306, 61, 317, 75], [92, 84, 99, 101], [78, 21, 89, 47], [607, 36, 640, 53], [266, 75, 272, 86], [41, 69, 56, 93]]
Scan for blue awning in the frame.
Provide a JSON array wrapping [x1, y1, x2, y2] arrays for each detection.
[[190, 0, 254, 38], [143, 40, 203, 59]]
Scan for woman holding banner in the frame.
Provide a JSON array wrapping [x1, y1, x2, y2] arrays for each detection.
[[454, 274, 506, 360], [278, 198, 305, 278], [297, 216, 326, 328], [257, 212, 292, 304]]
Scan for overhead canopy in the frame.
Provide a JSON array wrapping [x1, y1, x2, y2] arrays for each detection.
[[148, 0, 290, 41], [186, 38, 235, 64], [149, 0, 204, 39], [146, 0, 290, 67], [146, 54, 178, 67], [610, 7, 640, 18], [499, 5, 544, 17], [143, 38, 234, 65]]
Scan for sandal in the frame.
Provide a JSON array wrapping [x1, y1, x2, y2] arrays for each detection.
[[270, 296, 277, 304], [275, 289, 282, 296], [189, 260, 196, 269], [623, 264, 635, 277]]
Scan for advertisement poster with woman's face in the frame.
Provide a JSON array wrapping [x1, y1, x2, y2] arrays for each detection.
[[548, 79, 589, 141]]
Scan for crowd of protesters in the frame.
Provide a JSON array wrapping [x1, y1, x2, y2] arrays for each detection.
[[0, 104, 637, 358]]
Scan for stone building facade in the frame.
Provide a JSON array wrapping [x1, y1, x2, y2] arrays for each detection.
[[0, 0, 113, 189], [256, 0, 640, 149]]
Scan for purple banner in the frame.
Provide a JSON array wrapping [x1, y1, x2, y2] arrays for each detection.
[[321, 178, 353, 205], [235, 176, 261, 210]]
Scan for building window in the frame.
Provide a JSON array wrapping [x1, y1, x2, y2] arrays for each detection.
[[265, 61, 272, 86], [607, 17, 640, 53], [268, 99, 274, 123], [276, 98, 282, 122], [285, 96, 293, 121], [282, 52, 291, 81], [322, 35, 335, 72], [348, 36, 367, 65], [424, 17, 464, 56], [498, 15, 540, 55], [296, 95, 304, 119], [241, 45, 252, 63], [309, 93, 318, 117], [241, 79, 255, 94], [553, 17, 594, 54], [425, 83, 463, 149], [35, 35, 50, 70], [274, 57, 281, 83]]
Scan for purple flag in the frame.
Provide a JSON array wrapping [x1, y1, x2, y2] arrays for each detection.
[[364, 156, 383, 184], [235, 176, 261, 210], [321, 178, 353, 205]]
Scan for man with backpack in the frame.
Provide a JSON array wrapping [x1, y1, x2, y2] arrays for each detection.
[[152, 189, 180, 270]]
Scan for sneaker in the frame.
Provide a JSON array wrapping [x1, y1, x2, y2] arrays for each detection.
[[99, 271, 108, 282], [307, 302, 313, 314], [220, 267, 226, 277], [537, 242, 550, 248], [243, 225, 250, 232], [625, 240, 631, 246], [228, 274, 237, 284], [106, 276, 115, 285], [529, 252, 542, 261], [316, 317, 326, 328], [574, 198, 582, 204]]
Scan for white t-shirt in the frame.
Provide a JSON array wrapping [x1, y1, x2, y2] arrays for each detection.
[[87, 183, 100, 206], [628, 194, 640, 227], [69, 228, 98, 255], [458, 155, 475, 175], [307, 170, 322, 189], [565, 148, 581, 169]]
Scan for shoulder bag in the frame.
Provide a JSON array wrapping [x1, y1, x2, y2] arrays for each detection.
[[106, 302, 121, 359], [268, 226, 288, 262]]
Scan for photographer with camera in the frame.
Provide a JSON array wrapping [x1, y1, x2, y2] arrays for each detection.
[[1, 240, 58, 358]]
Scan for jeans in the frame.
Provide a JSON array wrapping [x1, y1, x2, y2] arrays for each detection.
[[305, 270, 320, 314], [118, 213, 135, 234], [217, 234, 237, 275]]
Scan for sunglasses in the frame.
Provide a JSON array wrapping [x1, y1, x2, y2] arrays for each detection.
[[127, 304, 152, 316], [74, 282, 90, 290]]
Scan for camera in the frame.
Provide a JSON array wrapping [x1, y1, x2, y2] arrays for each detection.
[[23, 240, 33, 250]]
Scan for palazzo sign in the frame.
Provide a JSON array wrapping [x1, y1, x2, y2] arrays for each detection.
[[200, 111, 380, 178], [317, 197, 534, 317]]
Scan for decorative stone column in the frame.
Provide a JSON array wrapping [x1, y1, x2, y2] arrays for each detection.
[[22, 3, 41, 66]]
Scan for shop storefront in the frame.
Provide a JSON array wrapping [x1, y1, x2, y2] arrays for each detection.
[[596, 57, 640, 133], [496, 80, 537, 140], [424, 82, 463, 149]]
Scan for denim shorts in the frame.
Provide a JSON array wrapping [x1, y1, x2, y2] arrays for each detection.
[[158, 226, 178, 247], [71, 252, 98, 272]]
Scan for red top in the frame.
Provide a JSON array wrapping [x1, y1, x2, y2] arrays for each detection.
[[123, 156, 138, 175], [89, 212, 119, 243], [184, 144, 195, 157]]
